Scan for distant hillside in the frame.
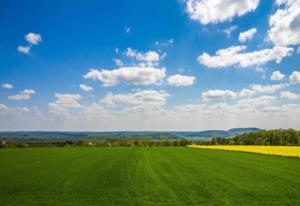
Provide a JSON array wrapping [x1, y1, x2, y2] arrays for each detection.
[[0, 128, 260, 140], [170, 128, 260, 139]]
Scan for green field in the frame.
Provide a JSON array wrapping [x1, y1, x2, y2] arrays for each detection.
[[0, 147, 300, 206]]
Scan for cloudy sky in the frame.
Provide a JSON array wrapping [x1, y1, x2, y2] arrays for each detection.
[[1, 0, 300, 131]]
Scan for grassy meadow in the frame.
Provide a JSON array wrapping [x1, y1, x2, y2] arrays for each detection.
[[0, 147, 300, 206]]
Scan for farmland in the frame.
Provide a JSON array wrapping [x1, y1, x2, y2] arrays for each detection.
[[188, 145, 300, 158], [0, 147, 300, 205]]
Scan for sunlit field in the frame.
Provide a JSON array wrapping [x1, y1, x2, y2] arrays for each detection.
[[1, 147, 300, 206], [188, 145, 300, 158]]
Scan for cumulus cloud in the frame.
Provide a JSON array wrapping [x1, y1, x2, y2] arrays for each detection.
[[17, 32, 42, 55], [84, 67, 166, 86], [289, 71, 300, 84], [48, 93, 82, 115], [271, 71, 285, 80], [8, 89, 35, 100], [198, 45, 293, 68], [202, 89, 237, 101], [280, 91, 298, 100], [185, 0, 259, 24], [0, 104, 30, 113], [79, 84, 93, 92], [249, 84, 284, 94], [237, 95, 276, 107], [124, 48, 160, 64], [17, 45, 31, 54], [268, 0, 300, 46], [239, 89, 256, 97], [100, 90, 169, 114], [25, 33, 42, 45], [1, 83, 13, 89], [113, 58, 124, 67], [239, 28, 257, 42], [167, 74, 196, 86]]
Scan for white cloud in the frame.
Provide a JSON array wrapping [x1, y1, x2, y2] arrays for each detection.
[[0, 104, 30, 113], [113, 58, 124, 67], [125, 48, 160, 64], [289, 71, 300, 84], [101, 90, 169, 114], [271, 71, 285, 80], [0, 104, 8, 111], [249, 84, 284, 94], [155, 39, 174, 47], [79, 84, 93, 92], [222, 26, 237, 37], [1, 83, 13, 89], [8, 89, 35, 100], [17, 45, 31, 54], [185, 0, 259, 24], [238, 95, 276, 107], [239, 28, 257, 42], [280, 91, 298, 100], [167, 74, 196, 86], [84, 66, 166, 86], [48, 93, 82, 115], [198, 46, 293, 68], [268, 0, 300, 46], [124, 27, 130, 33], [239, 89, 256, 97], [25, 33, 42, 45], [202, 89, 237, 101]]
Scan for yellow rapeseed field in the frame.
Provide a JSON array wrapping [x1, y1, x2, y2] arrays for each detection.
[[187, 145, 300, 158]]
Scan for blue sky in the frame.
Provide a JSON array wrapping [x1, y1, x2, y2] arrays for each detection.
[[1, 0, 300, 131]]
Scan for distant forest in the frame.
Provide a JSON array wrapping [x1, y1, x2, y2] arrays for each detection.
[[201, 129, 300, 146], [0, 129, 299, 148]]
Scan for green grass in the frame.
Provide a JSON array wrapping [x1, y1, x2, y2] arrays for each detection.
[[0, 147, 300, 206]]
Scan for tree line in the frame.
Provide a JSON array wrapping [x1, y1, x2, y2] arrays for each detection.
[[0, 138, 191, 148], [198, 129, 300, 146]]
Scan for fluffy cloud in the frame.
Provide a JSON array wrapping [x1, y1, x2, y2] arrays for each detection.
[[249, 84, 284, 94], [280, 91, 298, 100], [239, 28, 257, 42], [268, 0, 300, 46], [289, 71, 300, 84], [48, 93, 82, 114], [8, 89, 35, 100], [202, 89, 237, 101], [17, 45, 31, 54], [25, 33, 42, 45], [185, 0, 259, 24], [0, 104, 30, 113], [101, 90, 169, 114], [167, 74, 196, 86], [79, 84, 93, 92], [84, 67, 166, 86], [239, 89, 256, 97], [1, 83, 13, 89], [113, 58, 124, 67], [271, 71, 285, 80], [237, 95, 276, 107], [125, 48, 160, 64], [198, 46, 293, 68]]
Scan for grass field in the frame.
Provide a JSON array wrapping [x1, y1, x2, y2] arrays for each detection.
[[188, 145, 300, 158], [0, 147, 300, 206]]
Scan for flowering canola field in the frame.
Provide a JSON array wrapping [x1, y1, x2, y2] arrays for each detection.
[[188, 145, 300, 158]]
